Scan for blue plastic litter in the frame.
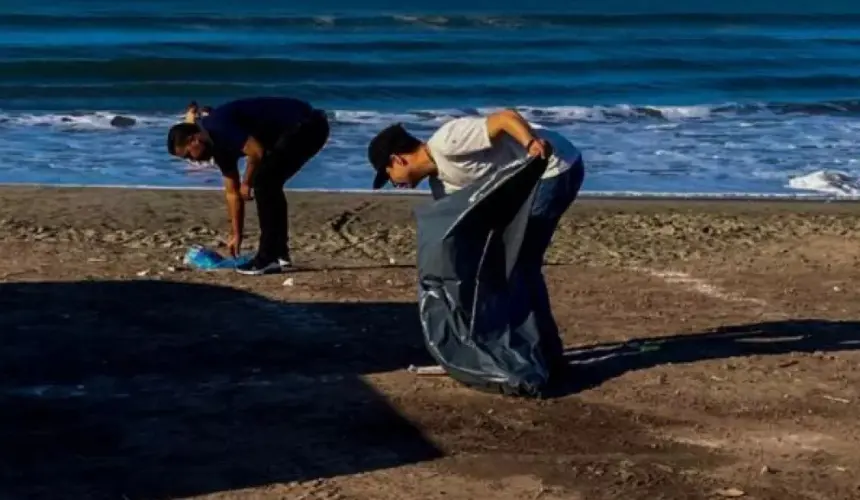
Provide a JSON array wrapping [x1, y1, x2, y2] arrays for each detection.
[[183, 245, 253, 270]]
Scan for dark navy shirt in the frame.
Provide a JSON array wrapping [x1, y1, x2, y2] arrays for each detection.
[[200, 96, 314, 174]]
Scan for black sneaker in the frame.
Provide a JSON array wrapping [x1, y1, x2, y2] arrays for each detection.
[[236, 257, 283, 276]]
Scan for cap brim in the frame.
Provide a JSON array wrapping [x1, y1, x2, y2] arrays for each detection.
[[372, 170, 389, 189]]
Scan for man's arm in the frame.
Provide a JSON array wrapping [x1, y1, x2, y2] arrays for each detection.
[[219, 159, 244, 243], [427, 111, 549, 159], [485, 109, 538, 148], [241, 136, 266, 191], [485, 109, 552, 158]]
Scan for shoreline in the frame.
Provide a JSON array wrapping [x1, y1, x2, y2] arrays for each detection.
[[3, 184, 860, 271], [0, 182, 856, 202]]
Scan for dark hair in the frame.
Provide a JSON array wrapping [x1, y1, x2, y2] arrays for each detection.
[[367, 124, 421, 168], [166, 122, 201, 156]]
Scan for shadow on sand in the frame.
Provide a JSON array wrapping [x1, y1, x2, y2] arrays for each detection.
[[0, 280, 440, 500], [557, 319, 860, 395]]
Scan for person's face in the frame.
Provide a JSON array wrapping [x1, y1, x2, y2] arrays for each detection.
[[175, 133, 211, 162], [386, 153, 426, 188]]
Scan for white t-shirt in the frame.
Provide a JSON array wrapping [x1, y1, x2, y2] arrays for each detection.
[[425, 116, 580, 198]]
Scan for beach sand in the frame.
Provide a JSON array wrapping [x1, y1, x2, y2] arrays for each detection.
[[2, 186, 860, 499]]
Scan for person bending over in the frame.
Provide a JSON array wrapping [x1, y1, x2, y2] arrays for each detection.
[[167, 96, 330, 275], [366, 109, 585, 371]]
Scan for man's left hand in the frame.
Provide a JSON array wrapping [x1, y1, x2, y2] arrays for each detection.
[[240, 182, 253, 201], [526, 138, 553, 159]]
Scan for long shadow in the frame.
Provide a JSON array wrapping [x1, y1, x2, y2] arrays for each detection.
[[0, 280, 440, 500], [556, 320, 860, 395]]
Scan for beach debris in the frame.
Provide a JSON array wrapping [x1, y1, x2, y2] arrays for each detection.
[[283, 277, 294, 287], [833, 286, 841, 292], [87, 257, 107, 263], [136, 269, 150, 277], [407, 364, 447, 376], [389, 257, 396, 265], [760, 465, 774, 474], [822, 395, 851, 404], [714, 487, 746, 497]]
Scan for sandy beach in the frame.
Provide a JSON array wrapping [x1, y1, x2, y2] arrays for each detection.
[[2, 185, 860, 500]]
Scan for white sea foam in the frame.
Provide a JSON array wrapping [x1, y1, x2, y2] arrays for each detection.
[[787, 170, 860, 196], [0, 112, 176, 129], [1, 104, 860, 197]]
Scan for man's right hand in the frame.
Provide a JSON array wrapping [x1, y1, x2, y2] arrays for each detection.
[[227, 234, 242, 258]]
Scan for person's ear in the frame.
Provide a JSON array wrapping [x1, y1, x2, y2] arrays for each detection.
[[390, 154, 405, 167]]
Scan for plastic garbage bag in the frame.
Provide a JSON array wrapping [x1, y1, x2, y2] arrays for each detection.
[[414, 155, 553, 397], [183, 245, 252, 270]]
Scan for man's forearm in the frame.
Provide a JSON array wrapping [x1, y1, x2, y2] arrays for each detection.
[[243, 156, 260, 186], [225, 191, 245, 237], [488, 109, 537, 148]]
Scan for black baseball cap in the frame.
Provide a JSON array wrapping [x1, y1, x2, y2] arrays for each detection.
[[367, 123, 420, 189]]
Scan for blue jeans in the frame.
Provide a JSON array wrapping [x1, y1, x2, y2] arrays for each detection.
[[515, 157, 585, 367]]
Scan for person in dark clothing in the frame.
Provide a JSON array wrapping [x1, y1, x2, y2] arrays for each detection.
[[167, 96, 330, 275]]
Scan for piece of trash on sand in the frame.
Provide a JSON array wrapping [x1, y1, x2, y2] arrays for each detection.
[[714, 487, 745, 497], [87, 257, 107, 263], [136, 269, 150, 277], [283, 277, 294, 287], [407, 364, 447, 376], [389, 257, 396, 265], [822, 395, 851, 404]]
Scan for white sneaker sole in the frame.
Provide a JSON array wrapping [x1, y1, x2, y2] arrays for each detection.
[[236, 263, 283, 276]]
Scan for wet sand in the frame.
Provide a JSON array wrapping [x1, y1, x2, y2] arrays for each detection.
[[2, 186, 860, 499]]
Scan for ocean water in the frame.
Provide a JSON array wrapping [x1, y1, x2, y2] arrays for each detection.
[[3, 1, 860, 196]]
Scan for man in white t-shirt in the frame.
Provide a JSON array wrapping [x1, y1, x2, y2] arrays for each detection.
[[366, 108, 585, 375]]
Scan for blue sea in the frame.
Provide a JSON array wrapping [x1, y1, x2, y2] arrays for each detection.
[[3, 1, 860, 196]]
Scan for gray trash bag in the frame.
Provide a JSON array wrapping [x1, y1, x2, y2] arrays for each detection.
[[413, 155, 552, 397]]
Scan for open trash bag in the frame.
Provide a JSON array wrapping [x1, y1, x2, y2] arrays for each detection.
[[414, 155, 553, 397]]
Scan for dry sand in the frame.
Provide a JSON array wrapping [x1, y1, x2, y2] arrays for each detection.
[[2, 186, 860, 499]]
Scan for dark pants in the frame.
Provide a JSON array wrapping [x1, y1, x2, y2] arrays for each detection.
[[514, 157, 585, 369], [253, 109, 330, 262]]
